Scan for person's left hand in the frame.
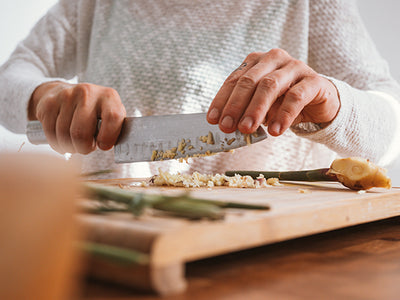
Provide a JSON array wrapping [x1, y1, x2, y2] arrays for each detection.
[[207, 48, 340, 136]]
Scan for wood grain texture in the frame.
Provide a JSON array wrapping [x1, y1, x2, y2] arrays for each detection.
[[83, 216, 400, 300], [79, 180, 400, 295]]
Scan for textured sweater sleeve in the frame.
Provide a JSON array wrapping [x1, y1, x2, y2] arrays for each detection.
[[293, 0, 400, 166], [0, 0, 78, 133]]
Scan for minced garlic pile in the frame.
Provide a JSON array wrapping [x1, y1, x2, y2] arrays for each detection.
[[149, 169, 281, 188]]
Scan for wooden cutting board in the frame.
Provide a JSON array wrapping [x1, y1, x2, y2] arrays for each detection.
[[79, 180, 400, 295]]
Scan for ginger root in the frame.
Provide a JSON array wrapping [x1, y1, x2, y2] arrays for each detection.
[[327, 157, 391, 190]]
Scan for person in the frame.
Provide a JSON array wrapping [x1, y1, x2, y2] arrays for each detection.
[[1, 0, 399, 178]]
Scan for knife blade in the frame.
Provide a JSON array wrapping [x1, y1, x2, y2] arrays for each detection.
[[26, 113, 268, 163]]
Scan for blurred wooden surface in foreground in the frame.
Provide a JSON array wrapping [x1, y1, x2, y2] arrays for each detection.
[[0, 153, 82, 300], [83, 215, 400, 300]]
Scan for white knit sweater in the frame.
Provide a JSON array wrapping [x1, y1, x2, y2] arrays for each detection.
[[1, 0, 400, 178]]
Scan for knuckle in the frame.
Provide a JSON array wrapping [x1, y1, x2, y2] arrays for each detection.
[[245, 51, 262, 61], [279, 107, 296, 124], [224, 74, 240, 88], [259, 76, 280, 91], [286, 87, 307, 103], [73, 83, 93, 100], [284, 55, 313, 75], [103, 109, 125, 123], [58, 87, 73, 100], [290, 59, 304, 69], [39, 99, 58, 114], [287, 88, 306, 103], [102, 87, 120, 100], [237, 75, 257, 89], [308, 74, 322, 84], [269, 48, 288, 59], [225, 102, 245, 116]]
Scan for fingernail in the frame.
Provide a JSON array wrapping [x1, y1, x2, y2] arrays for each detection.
[[269, 122, 281, 135], [221, 115, 234, 129], [98, 142, 108, 150], [240, 116, 253, 130], [208, 108, 220, 120]]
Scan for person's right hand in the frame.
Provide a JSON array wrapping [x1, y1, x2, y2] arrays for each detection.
[[28, 81, 126, 155]]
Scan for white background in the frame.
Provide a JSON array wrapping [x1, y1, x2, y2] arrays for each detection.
[[1, 0, 399, 184]]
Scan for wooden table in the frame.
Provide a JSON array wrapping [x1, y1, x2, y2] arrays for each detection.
[[82, 216, 400, 300]]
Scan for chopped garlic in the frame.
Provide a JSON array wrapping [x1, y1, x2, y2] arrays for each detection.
[[207, 131, 215, 144], [266, 177, 281, 186], [162, 149, 178, 159], [151, 150, 158, 161], [245, 134, 252, 145], [199, 136, 208, 143], [150, 169, 282, 189], [140, 181, 150, 187], [177, 139, 186, 153], [226, 138, 236, 145]]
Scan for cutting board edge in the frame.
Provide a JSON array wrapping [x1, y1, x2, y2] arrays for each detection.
[[151, 191, 400, 266]]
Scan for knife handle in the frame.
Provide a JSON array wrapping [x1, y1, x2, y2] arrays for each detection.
[[26, 120, 102, 145], [26, 121, 47, 145]]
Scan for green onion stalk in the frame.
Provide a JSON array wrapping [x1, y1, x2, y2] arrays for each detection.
[[78, 241, 149, 265], [82, 182, 270, 220]]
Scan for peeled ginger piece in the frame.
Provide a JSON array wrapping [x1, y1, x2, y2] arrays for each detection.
[[327, 157, 391, 190]]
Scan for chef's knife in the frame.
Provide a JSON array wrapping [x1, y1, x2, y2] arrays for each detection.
[[26, 113, 268, 163]]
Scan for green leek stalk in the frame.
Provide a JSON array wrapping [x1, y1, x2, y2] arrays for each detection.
[[225, 168, 337, 182], [79, 241, 149, 265], [82, 182, 269, 220]]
